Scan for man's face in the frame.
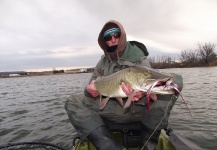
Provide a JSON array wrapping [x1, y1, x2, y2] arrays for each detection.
[[104, 32, 120, 47]]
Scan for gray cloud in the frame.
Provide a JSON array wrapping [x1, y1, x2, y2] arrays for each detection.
[[0, 52, 102, 71], [0, 0, 217, 71]]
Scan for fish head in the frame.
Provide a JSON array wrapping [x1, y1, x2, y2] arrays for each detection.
[[146, 77, 176, 94], [127, 66, 176, 94]]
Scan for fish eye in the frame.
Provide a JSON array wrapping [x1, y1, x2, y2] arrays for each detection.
[[143, 71, 148, 76]]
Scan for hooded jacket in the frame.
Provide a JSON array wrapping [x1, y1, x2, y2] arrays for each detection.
[[98, 20, 127, 59], [84, 20, 151, 96], [80, 20, 183, 132], [94, 20, 150, 77]]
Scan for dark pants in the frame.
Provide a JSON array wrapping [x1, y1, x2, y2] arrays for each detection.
[[65, 95, 177, 141]]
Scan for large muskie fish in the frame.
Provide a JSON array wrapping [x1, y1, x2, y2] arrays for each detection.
[[94, 66, 191, 115]]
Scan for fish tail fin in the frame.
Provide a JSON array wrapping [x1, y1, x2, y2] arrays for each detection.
[[99, 97, 110, 110]]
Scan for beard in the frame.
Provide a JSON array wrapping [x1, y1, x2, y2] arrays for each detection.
[[107, 45, 118, 53]]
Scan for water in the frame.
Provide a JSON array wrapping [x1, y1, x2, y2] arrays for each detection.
[[1, 67, 217, 150]]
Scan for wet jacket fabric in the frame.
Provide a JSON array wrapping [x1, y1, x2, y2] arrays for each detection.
[[65, 20, 183, 141], [85, 41, 150, 96]]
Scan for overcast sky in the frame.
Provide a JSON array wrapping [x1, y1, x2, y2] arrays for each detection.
[[1, 0, 217, 72]]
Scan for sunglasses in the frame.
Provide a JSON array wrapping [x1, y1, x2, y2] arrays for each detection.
[[104, 32, 121, 41]]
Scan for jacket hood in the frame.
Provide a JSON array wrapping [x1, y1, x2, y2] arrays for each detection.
[[98, 20, 127, 59]]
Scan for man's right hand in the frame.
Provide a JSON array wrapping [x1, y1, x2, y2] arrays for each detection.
[[121, 82, 145, 101], [86, 80, 99, 97]]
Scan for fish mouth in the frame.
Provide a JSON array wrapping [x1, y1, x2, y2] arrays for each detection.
[[149, 77, 176, 94]]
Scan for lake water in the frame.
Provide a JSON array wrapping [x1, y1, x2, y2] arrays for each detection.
[[1, 67, 217, 150]]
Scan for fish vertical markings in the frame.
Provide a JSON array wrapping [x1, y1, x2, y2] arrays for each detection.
[[95, 71, 127, 109], [94, 67, 176, 110]]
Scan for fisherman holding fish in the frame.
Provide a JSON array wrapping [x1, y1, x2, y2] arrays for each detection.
[[65, 20, 183, 150]]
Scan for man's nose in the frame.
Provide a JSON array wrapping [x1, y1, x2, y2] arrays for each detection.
[[111, 36, 116, 42]]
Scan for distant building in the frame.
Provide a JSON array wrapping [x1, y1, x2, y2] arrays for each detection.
[[9, 74, 21, 77], [65, 67, 94, 74], [80, 68, 87, 72], [0, 71, 27, 77]]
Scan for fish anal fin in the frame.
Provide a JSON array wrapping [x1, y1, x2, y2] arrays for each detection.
[[116, 97, 124, 107], [123, 92, 135, 108], [99, 97, 110, 110]]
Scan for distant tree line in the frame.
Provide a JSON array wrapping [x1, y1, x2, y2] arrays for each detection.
[[149, 42, 217, 69], [53, 69, 64, 74]]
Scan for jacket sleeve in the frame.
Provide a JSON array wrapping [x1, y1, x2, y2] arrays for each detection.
[[84, 58, 103, 97]]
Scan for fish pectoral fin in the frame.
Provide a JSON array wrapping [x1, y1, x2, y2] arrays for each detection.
[[150, 93, 157, 101], [99, 97, 110, 110], [116, 97, 124, 106], [123, 92, 134, 108]]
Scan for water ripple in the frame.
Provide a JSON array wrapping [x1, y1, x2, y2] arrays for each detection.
[[1, 68, 217, 150]]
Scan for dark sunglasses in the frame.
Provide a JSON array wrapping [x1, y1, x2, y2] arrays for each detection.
[[104, 32, 121, 41]]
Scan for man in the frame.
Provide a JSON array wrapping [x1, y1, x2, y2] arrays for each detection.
[[65, 20, 183, 150]]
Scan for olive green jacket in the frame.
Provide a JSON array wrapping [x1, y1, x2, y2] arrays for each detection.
[[83, 20, 183, 130], [84, 40, 183, 130], [84, 41, 150, 97]]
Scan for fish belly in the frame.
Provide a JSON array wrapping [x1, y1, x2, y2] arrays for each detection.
[[110, 87, 127, 98]]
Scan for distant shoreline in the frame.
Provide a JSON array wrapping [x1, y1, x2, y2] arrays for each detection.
[[0, 71, 93, 79], [0, 68, 94, 78]]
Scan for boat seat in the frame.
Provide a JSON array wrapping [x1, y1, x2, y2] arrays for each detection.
[[102, 118, 143, 149]]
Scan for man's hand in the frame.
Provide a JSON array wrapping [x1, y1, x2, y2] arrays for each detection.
[[86, 80, 99, 97], [121, 82, 145, 101]]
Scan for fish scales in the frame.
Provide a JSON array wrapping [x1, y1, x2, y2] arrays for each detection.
[[94, 67, 155, 97], [94, 67, 175, 110], [94, 66, 192, 117], [94, 70, 128, 97]]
